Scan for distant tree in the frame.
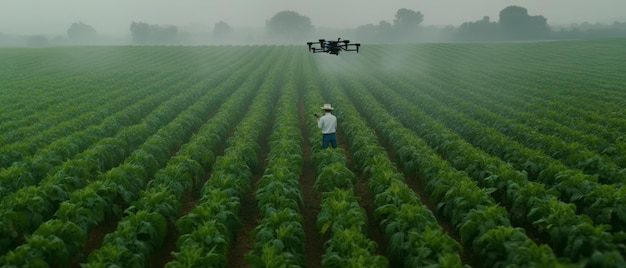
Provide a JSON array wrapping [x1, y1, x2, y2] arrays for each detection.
[[391, 8, 424, 41], [499, 6, 549, 40], [393, 8, 424, 30], [499, 6, 529, 30], [27, 35, 49, 47], [158, 25, 178, 43], [456, 16, 500, 41], [266, 11, 314, 41], [378, 20, 394, 39], [130, 22, 178, 44], [214, 21, 233, 38], [529, 15, 549, 36], [355, 23, 378, 43], [67, 22, 97, 42], [130, 22, 152, 44], [355, 20, 393, 43]]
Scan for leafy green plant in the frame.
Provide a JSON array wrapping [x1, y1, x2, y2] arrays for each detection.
[[317, 189, 367, 235], [436, 179, 496, 225], [1, 234, 71, 267], [314, 162, 357, 193], [373, 180, 419, 210], [246, 242, 302, 268], [168, 220, 231, 268], [459, 205, 511, 245], [125, 186, 181, 221], [311, 149, 348, 174], [256, 181, 302, 217], [248, 209, 305, 265], [474, 226, 558, 268], [321, 227, 388, 268], [85, 243, 145, 268], [87, 211, 167, 266]]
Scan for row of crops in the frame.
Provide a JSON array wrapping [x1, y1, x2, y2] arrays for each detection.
[[1, 38, 626, 267]]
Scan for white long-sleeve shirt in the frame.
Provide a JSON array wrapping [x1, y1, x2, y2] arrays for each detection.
[[317, 112, 337, 134]]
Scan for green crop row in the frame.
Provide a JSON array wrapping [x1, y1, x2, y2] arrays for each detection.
[[165, 47, 283, 268], [446, 76, 624, 167], [386, 74, 626, 234], [0, 40, 624, 267], [0, 46, 229, 140], [313, 68, 465, 267], [83, 49, 265, 267], [78, 48, 266, 267], [463, 50, 626, 141], [360, 50, 626, 237], [246, 57, 307, 267], [0, 61, 232, 255], [336, 74, 565, 267], [386, 56, 626, 206], [0, 78, 106, 136], [0, 49, 265, 266], [350, 65, 625, 266], [0, 80, 179, 199], [301, 65, 388, 268], [367, 42, 626, 180], [440, 84, 625, 184], [0, 84, 125, 162]]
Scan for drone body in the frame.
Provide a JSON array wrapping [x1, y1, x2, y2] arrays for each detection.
[[307, 38, 360, 55]]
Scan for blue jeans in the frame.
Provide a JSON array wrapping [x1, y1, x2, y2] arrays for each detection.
[[322, 133, 337, 149]]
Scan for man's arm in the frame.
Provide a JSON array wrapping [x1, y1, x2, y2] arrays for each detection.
[[316, 114, 323, 129]]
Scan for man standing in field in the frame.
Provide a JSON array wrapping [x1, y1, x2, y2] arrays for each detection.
[[315, 104, 337, 149]]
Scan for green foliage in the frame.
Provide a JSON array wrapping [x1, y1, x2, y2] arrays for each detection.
[[2, 40, 626, 268], [373, 180, 420, 210], [311, 148, 348, 173], [321, 228, 389, 268], [317, 189, 367, 235], [0, 220, 87, 267], [314, 162, 357, 193], [256, 180, 303, 217], [168, 221, 231, 268], [2, 234, 70, 267], [474, 226, 559, 268], [248, 209, 305, 265], [88, 211, 167, 267], [436, 179, 496, 225], [85, 243, 145, 267], [126, 186, 181, 221], [246, 242, 302, 268], [32, 219, 86, 258], [459, 205, 511, 245], [177, 189, 240, 236]]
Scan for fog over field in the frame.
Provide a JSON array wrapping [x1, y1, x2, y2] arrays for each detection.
[[1, 0, 625, 35]]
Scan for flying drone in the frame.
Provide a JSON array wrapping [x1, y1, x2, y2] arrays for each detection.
[[307, 38, 360, 55]]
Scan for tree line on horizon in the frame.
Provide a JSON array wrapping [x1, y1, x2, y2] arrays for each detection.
[[1, 5, 625, 47]]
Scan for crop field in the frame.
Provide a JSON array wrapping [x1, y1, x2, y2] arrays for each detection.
[[1, 38, 626, 267]]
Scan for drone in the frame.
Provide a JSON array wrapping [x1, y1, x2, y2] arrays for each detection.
[[307, 38, 360, 55]]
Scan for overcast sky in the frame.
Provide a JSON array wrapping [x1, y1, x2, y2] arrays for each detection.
[[2, 0, 625, 35]]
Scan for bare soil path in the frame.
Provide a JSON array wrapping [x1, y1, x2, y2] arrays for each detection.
[[298, 95, 325, 268]]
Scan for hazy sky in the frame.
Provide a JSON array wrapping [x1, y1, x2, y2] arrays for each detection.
[[2, 0, 625, 35]]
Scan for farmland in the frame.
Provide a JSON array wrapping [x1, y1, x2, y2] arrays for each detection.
[[0, 38, 626, 267]]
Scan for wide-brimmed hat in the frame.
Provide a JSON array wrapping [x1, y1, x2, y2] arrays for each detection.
[[320, 104, 334, 110]]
